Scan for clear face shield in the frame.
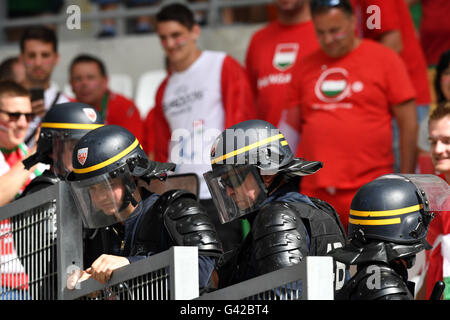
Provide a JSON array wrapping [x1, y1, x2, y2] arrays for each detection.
[[204, 165, 267, 224], [376, 174, 450, 213], [52, 132, 79, 177], [69, 167, 142, 229]]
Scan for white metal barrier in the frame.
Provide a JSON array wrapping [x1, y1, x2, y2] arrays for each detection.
[[63, 246, 199, 300], [197, 256, 335, 300], [1, 180, 336, 300]]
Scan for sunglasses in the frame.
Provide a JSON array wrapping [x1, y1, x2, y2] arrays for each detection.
[[0, 110, 35, 122]]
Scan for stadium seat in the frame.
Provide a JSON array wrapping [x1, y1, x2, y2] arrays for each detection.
[[135, 69, 167, 119], [109, 73, 134, 99]]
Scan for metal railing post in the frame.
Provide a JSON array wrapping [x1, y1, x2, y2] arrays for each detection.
[[169, 246, 199, 300], [301, 256, 334, 300], [56, 181, 83, 300]]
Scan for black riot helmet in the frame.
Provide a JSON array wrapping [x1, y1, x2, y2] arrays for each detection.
[[348, 174, 450, 253], [67, 125, 176, 228], [23, 102, 104, 177], [328, 174, 449, 268], [203, 119, 323, 224]]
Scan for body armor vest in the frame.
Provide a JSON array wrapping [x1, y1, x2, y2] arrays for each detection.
[[218, 197, 347, 289], [130, 190, 223, 257], [336, 263, 414, 300]]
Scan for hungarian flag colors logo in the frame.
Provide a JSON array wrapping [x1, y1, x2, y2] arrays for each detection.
[[273, 43, 299, 71], [315, 67, 352, 103]]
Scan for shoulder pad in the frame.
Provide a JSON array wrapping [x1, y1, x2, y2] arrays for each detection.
[[307, 197, 347, 238], [20, 171, 59, 197], [153, 189, 197, 210], [252, 202, 309, 273], [253, 202, 308, 240], [343, 264, 413, 300], [161, 190, 223, 256]]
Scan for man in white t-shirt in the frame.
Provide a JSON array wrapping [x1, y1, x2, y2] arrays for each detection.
[[19, 26, 69, 148], [144, 3, 258, 252]]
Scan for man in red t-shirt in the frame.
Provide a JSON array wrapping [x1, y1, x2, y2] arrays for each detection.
[[352, 0, 431, 173], [245, 0, 319, 127], [424, 103, 450, 300], [69, 54, 144, 142], [282, 0, 417, 232]]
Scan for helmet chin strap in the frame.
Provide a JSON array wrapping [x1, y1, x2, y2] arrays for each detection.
[[118, 179, 139, 212], [265, 173, 285, 196]]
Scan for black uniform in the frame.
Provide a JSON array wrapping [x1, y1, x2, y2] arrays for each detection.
[[66, 125, 224, 292], [216, 181, 347, 289], [203, 119, 348, 294], [329, 174, 442, 300], [331, 240, 418, 300]]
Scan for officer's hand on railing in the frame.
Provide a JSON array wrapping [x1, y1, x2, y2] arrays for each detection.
[[66, 268, 92, 290], [85, 254, 130, 284]]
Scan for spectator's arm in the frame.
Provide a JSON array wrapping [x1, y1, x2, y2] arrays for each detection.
[[221, 55, 259, 127], [198, 255, 215, 289], [392, 98, 418, 173], [278, 106, 301, 154], [378, 30, 403, 53], [0, 160, 35, 206]]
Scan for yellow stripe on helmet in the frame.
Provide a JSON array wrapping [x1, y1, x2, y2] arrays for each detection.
[[211, 133, 285, 165], [41, 123, 104, 130], [73, 138, 139, 174], [350, 204, 423, 217], [349, 217, 401, 226]]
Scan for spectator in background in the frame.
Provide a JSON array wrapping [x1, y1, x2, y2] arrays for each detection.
[[245, 0, 319, 128], [19, 26, 70, 148], [69, 54, 144, 142], [281, 0, 417, 232], [435, 50, 450, 105], [0, 81, 41, 206], [417, 49, 450, 174], [0, 81, 44, 300], [145, 3, 258, 253], [352, 0, 431, 174], [0, 57, 26, 85], [423, 102, 450, 300]]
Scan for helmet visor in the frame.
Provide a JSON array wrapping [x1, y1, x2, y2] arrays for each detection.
[[376, 174, 450, 212], [204, 165, 267, 224], [68, 168, 141, 228], [53, 132, 78, 177]]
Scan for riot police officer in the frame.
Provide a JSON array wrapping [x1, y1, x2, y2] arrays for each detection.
[[22, 101, 104, 195], [66, 125, 222, 289], [203, 119, 347, 290], [18, 102, 104, 298], [329, 174, 449, 300]]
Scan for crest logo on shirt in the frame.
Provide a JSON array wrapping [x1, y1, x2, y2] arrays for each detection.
[[273, 43, 299, 71], [315, 67, 363, 103], [82, 108, 97, 122], [77, 148, 88, 166]]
